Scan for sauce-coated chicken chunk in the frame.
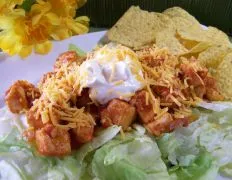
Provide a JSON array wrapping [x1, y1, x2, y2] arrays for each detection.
[[130, 90, 155, 124], [100, 99, 136, 130], [145, 114, 189, 136], [26, 108, 45, 129], [72, 123, 94, 144], [35, 124, 71, 156], [5, 80, 40, 113], [54, 51, 85, 70]]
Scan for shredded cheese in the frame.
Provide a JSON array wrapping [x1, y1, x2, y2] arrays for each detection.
[[120, 128, 125, 140], [155, 107, 169, 120], [30, 59, 95, 129], [136, 45, 209, 127], [169, 95, 182, 107]]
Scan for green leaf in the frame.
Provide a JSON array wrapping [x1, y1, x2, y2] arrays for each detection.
[[76, 125, 121, 163], [20, 0, 36, 12], [90, 133, 170, 180], [158, 101, 232, 179], [157, 131, 199, 167], [0, 106, 81, 179], [68, 44, 86, 57], [169, 151, 218, 180]]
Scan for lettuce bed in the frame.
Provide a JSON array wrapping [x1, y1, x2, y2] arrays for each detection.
[[0, 102, 232, 180]]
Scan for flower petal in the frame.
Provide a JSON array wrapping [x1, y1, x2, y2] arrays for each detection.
[[75, 16, 90, 22], [0, 0, 24, 14], [19, 46, 33, 58], [45, 12, 60, 26], [75, 16, 90, 26], [35, 40, 52, 54], [32, 14, 43, 26], [66, 18, 89, 35], [50, 26, 71, 40], [48, 0, 77, 17], [0, 33, 21, 55]]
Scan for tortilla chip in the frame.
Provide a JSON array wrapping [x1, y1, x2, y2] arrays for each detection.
[[108, 5, 232, 59], [215, 52, 232, 100], [107, 6, 174, 48], [177, 26, 206, 42], [198, 45, 232, 68], [206, 27, 232, 46], [176, 32, 206, 51], [187, 42, 213, 54], [163, 7, 200, 27], [156, 30, 188, 55], [177, 25, 232, 47]]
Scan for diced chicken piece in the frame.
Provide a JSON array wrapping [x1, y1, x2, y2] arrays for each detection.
[[203, 76, 224, 101], [130, 90, 155, 124], [146, 113, 190, 136], [153, 86, 176, 107], [194, 85, 206, 99], [72, 123, 94, 144], [204, 76, 217, 89], [54, 51, 85, 70], [169, 117, 189, 131], [142, 56, 165, 67], [35, 124, 71, 156], [180, 64, 222, 99], [180, 64, 204, 87], [26, 108, 44, 129], [153, 86, 170, 97], [145, 113, 173, 136], [205, 88, 224, 101], [5, 80, 40, 113], [23, 128, 35, 142], [197, 70, 208, 80], [100, 99, 136, 130]]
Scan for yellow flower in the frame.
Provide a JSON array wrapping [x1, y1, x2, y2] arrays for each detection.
[[46, 0, 90, 40], [0, 0, 23, 14], [0, 1, 55, 57], [48, 0, 78, 17], [0, 0, 89, 58], [50, 16, 89, 40]]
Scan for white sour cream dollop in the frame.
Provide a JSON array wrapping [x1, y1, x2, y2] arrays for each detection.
[[79, 44, 145, 104]]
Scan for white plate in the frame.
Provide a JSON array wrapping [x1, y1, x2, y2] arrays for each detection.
[[0, 31, 106, 107], [0, 30, 230, 180]]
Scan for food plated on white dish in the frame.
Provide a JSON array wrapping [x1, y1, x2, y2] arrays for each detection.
[[1, 6, 232, 180]]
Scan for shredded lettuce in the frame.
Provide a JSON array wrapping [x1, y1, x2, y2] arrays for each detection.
[[1, 101, 232, 180], [190, 104, 232, 178], [68, 44, 86, 57], [0, 107, 122, 180], [157, 130, 218, 180], [157, 102, 232, 179], [169, 151, 218, 180], [0, 126, 80, 180], [80, 126, 171, 180], [76, 125, 121, 163]]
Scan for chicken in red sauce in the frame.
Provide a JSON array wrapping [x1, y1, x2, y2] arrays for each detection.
[[4, 46, 224, 156]]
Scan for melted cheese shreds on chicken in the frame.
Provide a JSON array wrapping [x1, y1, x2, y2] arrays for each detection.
[[136, 45, 223, 130], [32, 57, 95, 129]]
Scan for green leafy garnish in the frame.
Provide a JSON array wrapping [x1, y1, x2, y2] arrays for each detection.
[[68, 44, 86, 57]]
